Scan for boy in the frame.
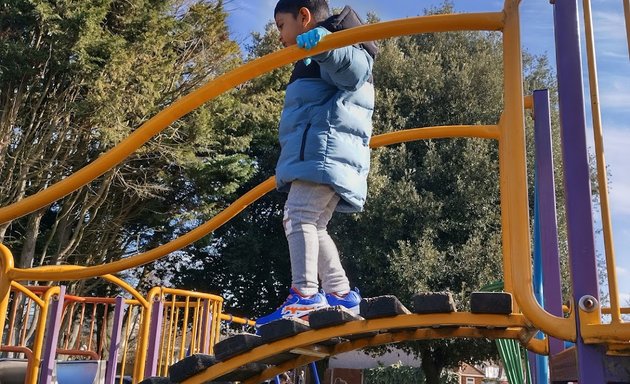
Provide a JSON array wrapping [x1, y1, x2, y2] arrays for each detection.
[[256, 0, 376, 327]]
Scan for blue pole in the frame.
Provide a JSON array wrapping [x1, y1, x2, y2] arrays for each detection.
[[310, 362, 321, 384], [531, 182, 549, 384]]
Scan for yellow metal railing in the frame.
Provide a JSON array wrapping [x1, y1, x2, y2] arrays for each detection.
[[149, 288, 223, 376], [1, 1, 629, 381], [0, 2, 573, 358], [583, 0, 621, 325], [4, 282, 60, 384], [0, 273, 150, 383], [116, 299, 145, 384], [2, 279, 248, 383], [4, 282, 45, 384]]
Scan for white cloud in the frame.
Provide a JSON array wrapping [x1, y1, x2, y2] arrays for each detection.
[[599, 127, 630, 215], [609, 182, 630, 216], [592, 10, 627, 42], [599, 79, 630, 110]]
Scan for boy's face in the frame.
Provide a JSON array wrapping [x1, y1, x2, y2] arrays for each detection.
[[275, 7, 314, 47]]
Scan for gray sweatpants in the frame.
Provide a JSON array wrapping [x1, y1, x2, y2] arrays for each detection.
[[283, 180, 351, 297]]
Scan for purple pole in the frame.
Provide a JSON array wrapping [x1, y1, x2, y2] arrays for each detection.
[[39, 286, 66, 384], [553, 0, 607, 382], [105, 297, 126, 384], [533, 89, 565, 357], [144, 298, 164, 378]]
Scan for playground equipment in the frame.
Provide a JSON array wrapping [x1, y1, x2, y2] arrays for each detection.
[[0, 276, 253, 384], [1, 0, 629, 382]]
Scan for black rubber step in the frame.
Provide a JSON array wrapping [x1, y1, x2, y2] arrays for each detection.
[[138, 377, 172, 384], [412, 292, 457, 314], [360, 296, 411, 319], [214, 333, 263, 361], [309, 305, 363, 329], [470, 292, 513, 314], [259, 318, 311, 343], [169, 354, 217, 382]]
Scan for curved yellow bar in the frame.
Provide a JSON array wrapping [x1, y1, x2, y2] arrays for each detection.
[[501, 1, 575, 341], [0, 12, 503, 225], [9, 177, 276, 281], [159, 287, 224, 303], [242, 327, 537, 384], [181, 312, 528, 383], [9, 282, 45, 307], [219, 313, 256, 327], [8, 123, 494, 282], [370, 125, 499, 148], [9, 266, 149, 308], [101, 273, 149, 308], [0, 2, 586, 348]]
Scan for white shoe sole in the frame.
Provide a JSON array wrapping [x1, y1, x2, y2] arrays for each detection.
[[345, 304, 360, 315]]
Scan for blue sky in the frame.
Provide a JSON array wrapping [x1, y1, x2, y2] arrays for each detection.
[[225, 1, 630, 305]]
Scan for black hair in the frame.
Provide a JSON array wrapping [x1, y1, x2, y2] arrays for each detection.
[[274, 0, 331, 23]]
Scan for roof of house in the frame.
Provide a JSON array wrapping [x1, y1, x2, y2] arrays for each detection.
[[459, 363, 485, 377]]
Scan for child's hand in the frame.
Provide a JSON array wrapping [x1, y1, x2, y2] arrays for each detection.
[[297, 27, 329, 50], [297, 27, 330, 66]]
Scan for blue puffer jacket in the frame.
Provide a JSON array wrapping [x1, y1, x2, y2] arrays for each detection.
[[276, 20, 375, 213]]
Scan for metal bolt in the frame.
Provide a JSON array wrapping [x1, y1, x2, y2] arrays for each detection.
[[578, 295, 599, 313]]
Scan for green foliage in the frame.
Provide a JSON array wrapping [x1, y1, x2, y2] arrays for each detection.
[[170, 21, 292, 316], [364, 363, 426, 384], [173, 7, 561, 379], [330, 7, 559, 383], [0, 0, 568, 377], [0, 0, 251, 293], [364, 362, 458, 384]]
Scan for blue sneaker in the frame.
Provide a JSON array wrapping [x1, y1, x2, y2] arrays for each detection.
[[255, 288, 329, 327], [325, 288, 362, 315]]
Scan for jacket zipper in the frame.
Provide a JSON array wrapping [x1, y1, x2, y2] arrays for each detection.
[[299, 123, 311, 161]]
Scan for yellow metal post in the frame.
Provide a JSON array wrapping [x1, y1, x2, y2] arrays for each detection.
[[0, 245, 14, 350], [30, 287, 61, 384], [501, 0, 575, 340], [134, 287, 160, 382], [583, 0, 622, 324], [625, 0, 630, 59]]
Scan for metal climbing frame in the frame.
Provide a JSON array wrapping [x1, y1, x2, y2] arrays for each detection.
[[0, 0, 627, 382]]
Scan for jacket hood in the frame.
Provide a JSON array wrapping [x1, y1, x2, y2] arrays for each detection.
[[319, 5, 378, 59]]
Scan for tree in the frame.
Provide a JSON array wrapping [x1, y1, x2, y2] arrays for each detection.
[[331, 7, 561, 382], [173, 5, 562, 382], [0, 0, 251, 295], [171, 22, 294, 317]]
